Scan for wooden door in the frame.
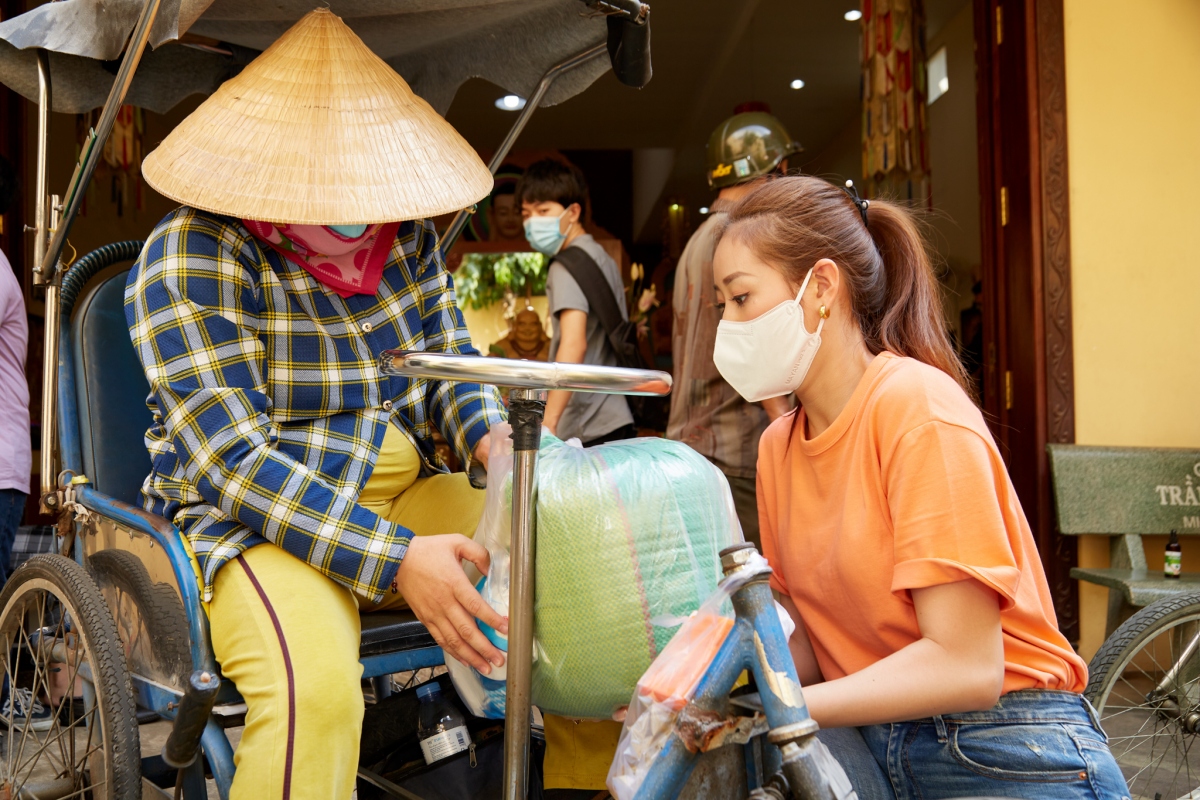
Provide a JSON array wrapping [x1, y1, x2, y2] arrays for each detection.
[[974, 0, 1079, 641]]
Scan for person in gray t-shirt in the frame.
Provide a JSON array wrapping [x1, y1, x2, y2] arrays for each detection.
[[516, 160, 633, 445]]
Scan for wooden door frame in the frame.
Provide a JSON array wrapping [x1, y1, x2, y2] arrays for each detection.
[[973, 0, 1079, 640]]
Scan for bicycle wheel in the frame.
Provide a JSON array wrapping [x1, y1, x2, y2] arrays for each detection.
[[0, 554, 141, 799], [1086, 591, 1200, 799]]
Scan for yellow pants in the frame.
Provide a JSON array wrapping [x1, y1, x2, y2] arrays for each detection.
[[208, 427, 618, 797], [209, 468, 485, 799]]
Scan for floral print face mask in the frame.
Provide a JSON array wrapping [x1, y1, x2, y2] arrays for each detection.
[[242, 220, 401, 297]]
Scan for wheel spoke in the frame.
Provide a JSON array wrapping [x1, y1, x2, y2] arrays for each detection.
[[11, 699, 98, 777], [10, 604, 47, 781]]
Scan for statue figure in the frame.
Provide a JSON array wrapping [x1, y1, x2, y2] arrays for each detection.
[[489, 306, 550, 361]]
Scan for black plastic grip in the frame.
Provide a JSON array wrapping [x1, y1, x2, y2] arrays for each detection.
[[509, 397, 546, 452], [161, 670, 221, 769]]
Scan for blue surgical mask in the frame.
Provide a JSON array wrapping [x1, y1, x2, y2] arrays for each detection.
[[524, 209, 570, 256], [328, 224, 369, 238]]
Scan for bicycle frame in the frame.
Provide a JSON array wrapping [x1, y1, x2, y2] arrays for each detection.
[[633, 545, 842, 800]]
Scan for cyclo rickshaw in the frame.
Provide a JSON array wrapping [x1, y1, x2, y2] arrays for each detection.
[[0, 0, 1192, 798]]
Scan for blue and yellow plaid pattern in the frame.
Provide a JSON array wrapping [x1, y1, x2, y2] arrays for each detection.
[[124, 207, 505, 602]]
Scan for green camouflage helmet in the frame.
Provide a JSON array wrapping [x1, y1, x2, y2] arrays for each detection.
[[706, 111, 802, 189]]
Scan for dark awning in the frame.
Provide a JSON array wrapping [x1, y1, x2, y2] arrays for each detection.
[[0, 0, 610, 114]]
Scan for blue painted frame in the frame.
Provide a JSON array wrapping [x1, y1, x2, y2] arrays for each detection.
[[632, 573, 820, 800]]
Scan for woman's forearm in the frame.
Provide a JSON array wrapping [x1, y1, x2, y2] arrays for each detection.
[[800, 636, 1003, 728], [795, 580, 1006, 728]]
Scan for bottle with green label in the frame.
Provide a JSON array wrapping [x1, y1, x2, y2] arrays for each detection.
[[1166, 529, 1182, 579]]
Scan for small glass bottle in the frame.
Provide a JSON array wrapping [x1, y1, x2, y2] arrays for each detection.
[[1165, 529, 1183, 579], [416, 683, 472, 765]]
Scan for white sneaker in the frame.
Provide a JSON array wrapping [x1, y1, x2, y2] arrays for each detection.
[[1, 683, 54, 732]]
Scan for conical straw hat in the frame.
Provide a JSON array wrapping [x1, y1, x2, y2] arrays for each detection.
[[142, 8, 493, 225]]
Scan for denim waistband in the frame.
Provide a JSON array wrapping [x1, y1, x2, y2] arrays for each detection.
[[936, 689, 1099, 727]]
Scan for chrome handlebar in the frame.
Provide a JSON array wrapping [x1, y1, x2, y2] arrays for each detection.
[[378, 350, 672, 396]]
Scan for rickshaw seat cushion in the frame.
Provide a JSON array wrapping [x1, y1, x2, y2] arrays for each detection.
[[72, 269, 153, 507], [359, 609, 437, 656]]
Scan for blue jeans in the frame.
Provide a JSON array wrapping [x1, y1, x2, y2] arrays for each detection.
[[0, 489, 24, 585], [816, 690, 1131, 799]]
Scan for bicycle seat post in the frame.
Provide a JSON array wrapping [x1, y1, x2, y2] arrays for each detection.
[[502, 388, 546, 800]]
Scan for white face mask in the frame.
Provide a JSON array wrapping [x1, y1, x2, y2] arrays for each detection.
[[713, 268, 824, 402]]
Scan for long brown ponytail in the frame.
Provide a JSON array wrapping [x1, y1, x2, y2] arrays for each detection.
[[714, 175, 969, 392]]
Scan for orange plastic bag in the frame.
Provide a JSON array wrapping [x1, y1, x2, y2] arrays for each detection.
[[637, 613, 734, 711]]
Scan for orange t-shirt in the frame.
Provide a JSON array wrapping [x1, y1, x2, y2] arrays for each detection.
[[757, 352, 1087, 694]]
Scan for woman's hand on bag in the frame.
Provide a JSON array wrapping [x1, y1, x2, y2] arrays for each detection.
[[395, 534, 509, 674]]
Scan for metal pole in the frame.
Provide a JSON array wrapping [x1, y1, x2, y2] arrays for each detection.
[[502, 388, 546, 800], [33, 0, 160, 510], [441, 42, 607, 251], [39, 0, 162, 285], [38, 198, 61, 511], [31, 50, 49, 285], [32, 49, 55, 509]]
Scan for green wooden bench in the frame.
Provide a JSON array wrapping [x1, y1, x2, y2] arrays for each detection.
[[1047, 443, 1200, 636]]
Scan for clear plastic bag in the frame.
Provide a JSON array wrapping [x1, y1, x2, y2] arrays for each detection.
[[532, 433, 740, 719], [444, 427, 742, 721], [444, 424, 516, 719]]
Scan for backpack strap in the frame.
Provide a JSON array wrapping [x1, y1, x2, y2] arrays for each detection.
[[552, 246, 627, 338]]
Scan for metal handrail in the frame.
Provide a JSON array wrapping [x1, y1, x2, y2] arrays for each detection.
[[379, 350, 671, 396]]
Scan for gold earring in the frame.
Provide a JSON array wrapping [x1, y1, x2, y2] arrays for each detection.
[[818, 304, 829, 319]]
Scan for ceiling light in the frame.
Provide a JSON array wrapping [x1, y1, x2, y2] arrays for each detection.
[[790, 79, 805, 90], [495, 94, 526, 111], [844, 9, 863, 21], [699, 207, 710, 215], [669, 203, 682, 212]]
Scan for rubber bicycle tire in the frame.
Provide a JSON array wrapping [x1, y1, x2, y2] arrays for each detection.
[[1085, 591, 1200, 705], [0, 554, 142, 799]]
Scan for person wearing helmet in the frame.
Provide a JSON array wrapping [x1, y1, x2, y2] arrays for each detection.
[[668, 105, 801, 549], [125, 11, 506, 797]]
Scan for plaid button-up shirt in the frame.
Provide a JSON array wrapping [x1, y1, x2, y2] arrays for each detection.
[[125, 207, 506, 602]]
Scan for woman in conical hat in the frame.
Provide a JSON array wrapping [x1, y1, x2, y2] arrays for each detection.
[[126, 10, 506, 796]]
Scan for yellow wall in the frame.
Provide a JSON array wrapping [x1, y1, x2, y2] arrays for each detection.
[[1065, 0, 1200, 658]]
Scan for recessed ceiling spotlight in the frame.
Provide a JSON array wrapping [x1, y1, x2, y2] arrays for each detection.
[[699, 207, 710, 215], [495, 94, 526, 111], [844, 9, 863, 21], [790, 79, 806, 90]]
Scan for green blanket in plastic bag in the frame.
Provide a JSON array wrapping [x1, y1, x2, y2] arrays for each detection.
[[530, 434, 739, 719]]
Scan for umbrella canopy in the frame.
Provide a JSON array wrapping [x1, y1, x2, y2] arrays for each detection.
[[0, 0, 610, 115]]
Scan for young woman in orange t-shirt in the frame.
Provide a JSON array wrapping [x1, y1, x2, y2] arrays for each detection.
[[710, 175, 1128, 799]]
